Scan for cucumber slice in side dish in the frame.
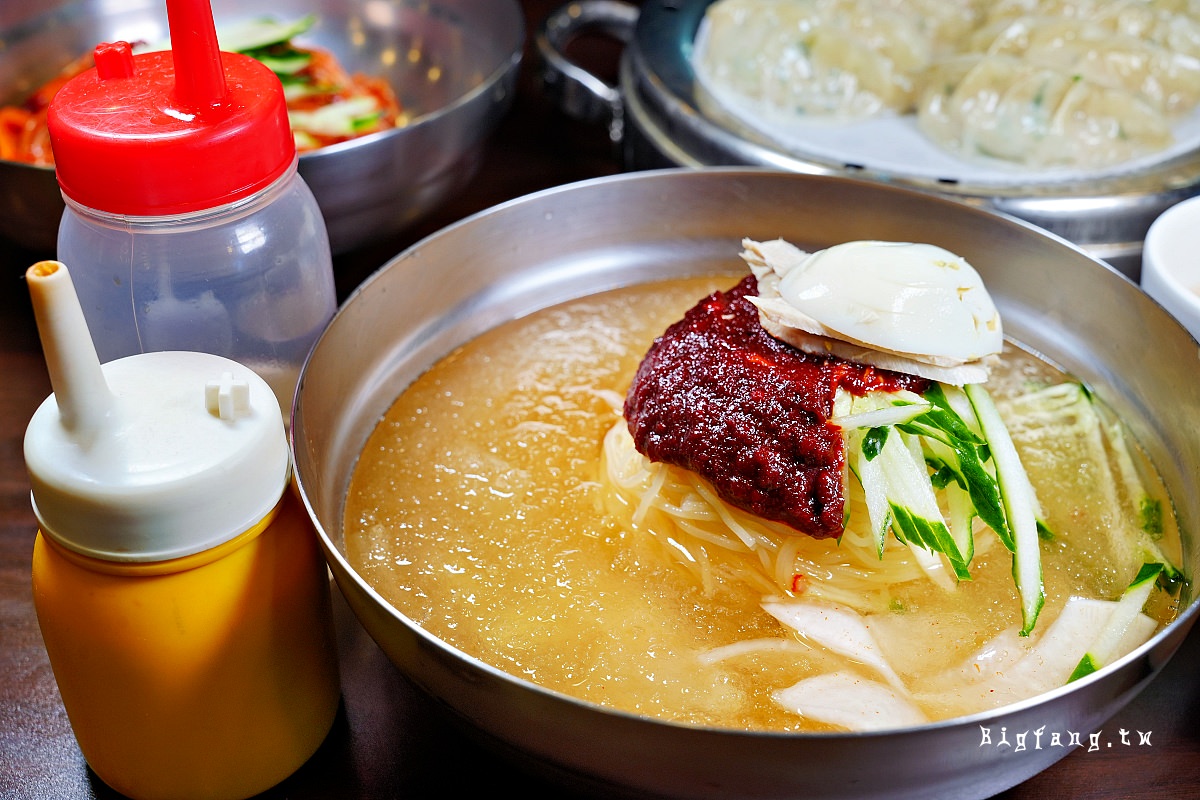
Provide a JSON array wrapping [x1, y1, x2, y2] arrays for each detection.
[[216, 15, 317, 53]]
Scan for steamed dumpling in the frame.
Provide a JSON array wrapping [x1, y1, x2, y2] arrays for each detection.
[[970, 16, 1200, 114], [695, 0, 979, 119], [917, 53, 1173, 168], [984, 0, 1200, 60], [693, 0, 1200, 171]]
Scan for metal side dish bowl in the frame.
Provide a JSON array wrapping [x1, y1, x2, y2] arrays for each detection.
[[0, 0, 523, 256]]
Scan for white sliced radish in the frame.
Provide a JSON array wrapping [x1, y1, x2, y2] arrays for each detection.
[[921, 596, 1158, 713], [773, 671, 928, 731], [762, 600, 906, 691]]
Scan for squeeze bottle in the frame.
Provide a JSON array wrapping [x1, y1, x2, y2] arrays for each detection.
[[47, 0, 337, 421], [24, 260, 341, 800]]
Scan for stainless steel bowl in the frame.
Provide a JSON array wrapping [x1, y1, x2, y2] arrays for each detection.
[[537, 0, 1200, 280], [292, 168, 1199, 800], [0, 0, 523, 256]]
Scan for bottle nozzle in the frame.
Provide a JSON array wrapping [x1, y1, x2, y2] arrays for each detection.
[[25, 261, 114, 442], [167, 0, 227, 109], [94, 42, 135, 81]]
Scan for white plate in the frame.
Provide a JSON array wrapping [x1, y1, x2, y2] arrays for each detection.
[[692, 19, 1200, 188]]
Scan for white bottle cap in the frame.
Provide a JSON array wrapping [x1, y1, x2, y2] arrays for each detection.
[[23, 262, 290, 562]]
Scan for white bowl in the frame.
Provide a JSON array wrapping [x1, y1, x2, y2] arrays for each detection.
[[1143, 195, 1200, 344]]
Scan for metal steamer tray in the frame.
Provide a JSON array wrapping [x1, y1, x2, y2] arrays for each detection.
[[538, 0, 1200, 279]]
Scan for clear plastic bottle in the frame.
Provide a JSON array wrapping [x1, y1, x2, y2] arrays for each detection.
[[48, 0, 336, 420], [24, 260, 341, 800]]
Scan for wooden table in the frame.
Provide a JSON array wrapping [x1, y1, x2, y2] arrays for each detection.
[[2, 2, 1198, 797]]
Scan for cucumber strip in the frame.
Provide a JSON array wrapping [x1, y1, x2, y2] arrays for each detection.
[[850, 430, 891, 558], [841, 389, 975, 578], [938, 384, 984, 438], [217, 15, 317, 53], [966, 383, 1045, 635], [910, 426, 1008, 547], [1105, 421, 1151, 522], [251, 51, 313, 76], [830, 401, 930, 430], [878, 432, 971, 579], [1068, 562, 1164, 682], [1101, 419, 1183, 582], [289, 96, 382, 137], [901, 386, 1009, 543], [953, 440, 1009, 547], [878, 433, 941, 528], [891, 503, 971, 581], [861, 426, 888, 460], [139, 15, 317, 56], [919, 383, 985, 444], [351, 111, 385, 132], [945, 480, 976, 566]]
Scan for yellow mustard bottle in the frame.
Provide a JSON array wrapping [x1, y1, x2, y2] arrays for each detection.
[[23, 261, 341, 800]]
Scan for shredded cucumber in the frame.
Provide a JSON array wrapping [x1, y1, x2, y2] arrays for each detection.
[[965, 383, 1045, 636], [900, 384, 1009, 545], [139, 15, 317, 56], [288, 96, 383, 137], [848, 428, 891, 558], [879, 436, 970, 579], [829, 392, 928, 430], [252, 51, 313, 76], [1068, 562, 1164, 682], [839, 391, 957, 566], [1000, 381, 1182, 585], [1103, 420, 1182, 582], [838, 386, 1002, 586], [215, 15, 317, 54], [837, 375, 1183, 648], [944, 480, 975, 568], [836, 379, 1182, 639]]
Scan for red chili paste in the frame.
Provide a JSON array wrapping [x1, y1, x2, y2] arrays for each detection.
[[623, 276, 928, 538]]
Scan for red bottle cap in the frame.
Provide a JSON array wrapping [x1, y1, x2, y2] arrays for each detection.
[[47, 0, 294, 216]]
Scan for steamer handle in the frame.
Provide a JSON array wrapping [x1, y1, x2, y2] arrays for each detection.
[[536, 1, 640, 145]]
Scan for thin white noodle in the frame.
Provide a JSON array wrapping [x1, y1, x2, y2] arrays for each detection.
[[688, 475, 770, 551], [633, 462, 668, 525], [599, 420, 945, 612], [676, 518, 749, 552]]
